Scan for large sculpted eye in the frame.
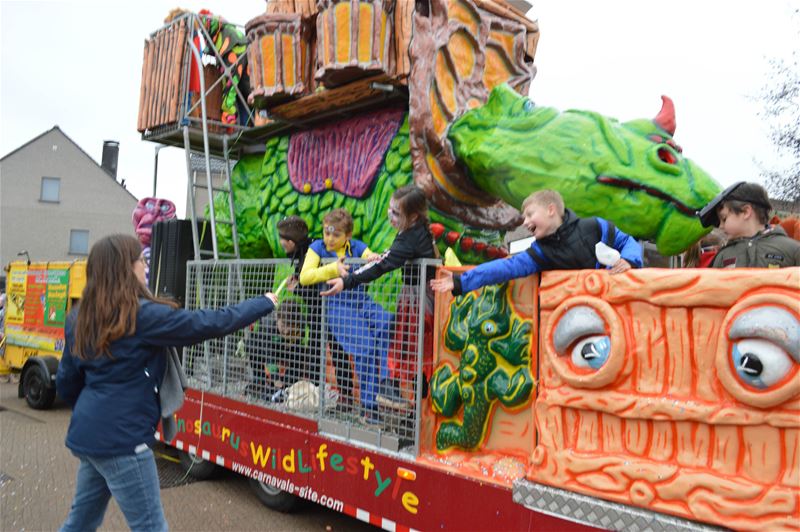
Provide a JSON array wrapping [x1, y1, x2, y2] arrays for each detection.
[[553, 306, 607, 369], [731, 339, 794, 389], [547, 298, 626, 388], [481, 320, 498, 336], [716, 298, 800, 408]]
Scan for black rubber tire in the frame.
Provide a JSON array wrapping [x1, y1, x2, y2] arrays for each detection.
[[179, 451, 219, 480], [23, 365, 56, 410], [248, 477, 301, 513]]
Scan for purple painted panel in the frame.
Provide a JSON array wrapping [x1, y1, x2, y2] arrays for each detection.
[[287, 107, 405, 198]]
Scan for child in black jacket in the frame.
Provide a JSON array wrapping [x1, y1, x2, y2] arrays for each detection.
[[246, 300, 314, 402]]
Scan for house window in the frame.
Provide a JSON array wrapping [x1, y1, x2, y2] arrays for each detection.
[[40, 177, 61, 202], [69, 230, 89, 255]]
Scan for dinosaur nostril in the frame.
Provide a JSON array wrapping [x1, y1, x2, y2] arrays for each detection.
[[657, 147, 677, 165]]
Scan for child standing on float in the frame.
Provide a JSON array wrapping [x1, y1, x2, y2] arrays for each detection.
[[322, 185, 439, 412], [299, 208, 392, 423]]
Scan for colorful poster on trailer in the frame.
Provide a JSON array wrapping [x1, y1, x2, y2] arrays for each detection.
[[5, 264, 27, 325], [23, 267, 47, 329], [44, 268, 69, 327]]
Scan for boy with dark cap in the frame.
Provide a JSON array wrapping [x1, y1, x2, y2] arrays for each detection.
[[698, 181, 800, 268]]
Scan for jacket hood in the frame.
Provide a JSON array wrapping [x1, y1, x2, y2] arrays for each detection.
[[540, 209, 579, 243]]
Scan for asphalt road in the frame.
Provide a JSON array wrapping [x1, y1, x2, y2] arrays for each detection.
[[0, 381, 376, 531]]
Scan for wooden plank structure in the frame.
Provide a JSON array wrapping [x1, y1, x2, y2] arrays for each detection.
[[137, 17, 188, 132], [315, 0, 396, 87], [246, 14, 313, 107], [139, 1, 539, 148]]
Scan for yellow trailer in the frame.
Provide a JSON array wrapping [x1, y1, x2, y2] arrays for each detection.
[[1, 260, 86, 409]]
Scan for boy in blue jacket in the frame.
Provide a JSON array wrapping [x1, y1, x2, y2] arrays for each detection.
[[431, 190, 643, 295]]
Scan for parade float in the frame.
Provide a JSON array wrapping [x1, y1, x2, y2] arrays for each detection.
[[134, 1, 799, 530]]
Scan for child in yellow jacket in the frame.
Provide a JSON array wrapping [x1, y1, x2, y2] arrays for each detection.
[[299, 209, 389, 423]]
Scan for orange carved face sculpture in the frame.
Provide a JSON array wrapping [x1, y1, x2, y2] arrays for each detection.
[[530, 268, 800, 531]]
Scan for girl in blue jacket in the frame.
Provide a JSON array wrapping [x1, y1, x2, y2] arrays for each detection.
[[57, 234, 276, 532]]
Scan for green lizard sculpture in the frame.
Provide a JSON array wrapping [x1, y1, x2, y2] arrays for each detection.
[[430, 282, 533, 451], [449, 84, 721, 255]]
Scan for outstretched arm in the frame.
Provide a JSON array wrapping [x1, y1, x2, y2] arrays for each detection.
[[139, 296, 275, 347], [456, 252, 540, 295], [298, 248, 341, 286], [342, 232, 417, 290]]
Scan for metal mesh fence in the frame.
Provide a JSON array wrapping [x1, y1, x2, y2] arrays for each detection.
[[184, 258, 439, 454]]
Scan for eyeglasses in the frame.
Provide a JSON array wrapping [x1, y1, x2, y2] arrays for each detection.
[[136, 255, 147, 265]]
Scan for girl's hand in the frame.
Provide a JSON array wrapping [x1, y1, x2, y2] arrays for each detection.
[[264, 292, 278, 305], [430, 270, 454, 293], [336, 257, 350, 278], [286, 277, 298, 292], [609, 259, 632, 275], [367, 254, 382, 262], [321, 278, 344, 297]]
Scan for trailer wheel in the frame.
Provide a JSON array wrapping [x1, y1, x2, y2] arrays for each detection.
[[23, 365, 55, 410], [248, 478, 301, 513], [179, 451, 219, 480]]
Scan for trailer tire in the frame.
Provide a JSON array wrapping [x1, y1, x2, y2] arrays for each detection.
[[179, 451, 219, 480], [248, 478, 301, 513], [23, 365, 55, 410]]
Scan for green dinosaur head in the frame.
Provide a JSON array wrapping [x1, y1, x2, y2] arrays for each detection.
[[448, 84, 722, 255]]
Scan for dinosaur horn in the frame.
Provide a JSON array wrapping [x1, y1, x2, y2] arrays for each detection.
[[653, 95, 676, 135]]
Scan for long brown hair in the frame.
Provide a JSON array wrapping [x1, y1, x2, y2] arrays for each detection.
[[392, 185, 440, 258], [73, 234, 177, 359]]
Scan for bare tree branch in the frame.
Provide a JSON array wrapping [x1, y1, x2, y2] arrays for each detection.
[[755, 8, 800, 207]]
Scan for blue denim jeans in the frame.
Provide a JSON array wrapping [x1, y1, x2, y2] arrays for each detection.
[[60, 448, 168, 532]]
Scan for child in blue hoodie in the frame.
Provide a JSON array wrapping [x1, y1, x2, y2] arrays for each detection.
[[431, 190, 642, 295]]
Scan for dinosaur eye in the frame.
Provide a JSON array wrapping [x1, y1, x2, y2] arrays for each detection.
[[731, 339, 794, 389], [482, 320, 498, 336], [160, 203, 171, 213], [523, 100, 534, 113], [657, 147, 677, 165], [146, 200, 156, 210], [570, 335, 611, 370]]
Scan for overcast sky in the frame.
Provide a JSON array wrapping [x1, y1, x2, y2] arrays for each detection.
[[1, 0, 797, 218]]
